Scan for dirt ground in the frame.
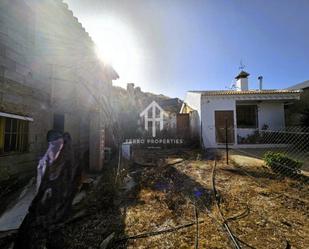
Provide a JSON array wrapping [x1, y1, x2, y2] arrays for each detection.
[[56, 148, 308, 249]]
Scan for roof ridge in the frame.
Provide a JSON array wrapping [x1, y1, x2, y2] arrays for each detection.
[[187, 89, 301, 95]]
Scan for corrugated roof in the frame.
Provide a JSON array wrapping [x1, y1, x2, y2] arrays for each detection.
[[188, 89, 301, 96]]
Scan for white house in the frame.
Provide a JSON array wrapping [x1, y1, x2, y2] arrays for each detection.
[[180, 71, 301, 148]]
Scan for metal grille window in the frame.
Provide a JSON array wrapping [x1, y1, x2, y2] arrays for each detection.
[[236, 105, 258, 128], [0, 117, 29, 155]]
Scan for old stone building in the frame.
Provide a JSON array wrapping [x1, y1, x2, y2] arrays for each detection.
[[0, 0, 118, 181]]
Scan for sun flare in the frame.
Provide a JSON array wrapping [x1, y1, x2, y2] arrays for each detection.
[[87, 16, 141, 85]]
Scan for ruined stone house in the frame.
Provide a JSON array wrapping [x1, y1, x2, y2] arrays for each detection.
[[0, 0, 118, 180]]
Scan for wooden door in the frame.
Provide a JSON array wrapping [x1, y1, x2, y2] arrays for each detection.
[[177, 113, 190, 137], [215, 111, 235, 144]]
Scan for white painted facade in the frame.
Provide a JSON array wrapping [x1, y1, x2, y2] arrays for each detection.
[[201, 96, 235, 148], [182, 91, 300, 148], [236, 78, 249, 91]]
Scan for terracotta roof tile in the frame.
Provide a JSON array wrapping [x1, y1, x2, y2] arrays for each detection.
[[188, 89, 301, 96]]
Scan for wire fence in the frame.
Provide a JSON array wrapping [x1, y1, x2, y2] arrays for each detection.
[[220, 126, 309, 183]]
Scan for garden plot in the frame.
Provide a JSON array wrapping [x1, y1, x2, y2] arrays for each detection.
[[50, 148, 308, 249]]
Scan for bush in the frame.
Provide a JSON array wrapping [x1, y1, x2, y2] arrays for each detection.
[[263, 152, 302, 176]]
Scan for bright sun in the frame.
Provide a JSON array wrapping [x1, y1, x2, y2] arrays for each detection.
[[86, 16, 141, 85]]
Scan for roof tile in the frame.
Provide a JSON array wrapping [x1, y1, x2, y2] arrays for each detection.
[[188, 90, 301, 96]]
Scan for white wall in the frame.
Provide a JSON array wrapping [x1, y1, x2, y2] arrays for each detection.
[[258, 102, 285, 130], [237, 128, 255, 138], [185, 92, 288, 148], [237, 102, 286, 141], [236, 78, 248, 91], [201, 96, 236, 148]]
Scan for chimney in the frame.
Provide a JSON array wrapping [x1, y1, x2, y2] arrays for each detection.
[[258, 76, 263, 90], [235, 71, 249, 91]]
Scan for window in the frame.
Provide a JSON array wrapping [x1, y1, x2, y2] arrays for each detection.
[[147, 109, 153, 118], [155, 107, 160, 118], [236, 105, 258, 128], [147, 121, 153, 130], [0, 117, 29, 155], [155, 120, 160, 130]]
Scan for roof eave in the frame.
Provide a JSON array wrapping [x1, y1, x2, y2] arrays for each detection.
[[201, 93, 301, 101]]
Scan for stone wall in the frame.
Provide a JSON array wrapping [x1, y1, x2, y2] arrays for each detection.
[[0, 0, 49, 179], [0, 0, 118, 179]]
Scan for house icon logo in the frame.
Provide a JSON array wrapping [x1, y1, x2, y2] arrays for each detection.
[[140, 101, 168, 137]]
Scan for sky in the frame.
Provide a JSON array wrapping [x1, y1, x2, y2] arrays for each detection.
[[64, 0, 309, 99]]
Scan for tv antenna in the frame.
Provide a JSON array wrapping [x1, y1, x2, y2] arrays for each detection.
[[225, 80, 238, 90], [239, 60, 246, 70]]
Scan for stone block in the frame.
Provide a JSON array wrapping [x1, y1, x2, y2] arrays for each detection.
[[0, 56, 16, 70], [0, 43, 5, 57], [5, 47, 23, 63], [0, 65, 4, 78], [0, 32, 8, 45], [0, 152, 37, 175], [15, 62, 30, 76], [0, 56, 6, 67], [3, 92, 23, 105], [0, 22, 8, 36], [0, 34, 22, 54], [5, 69, 24, 83]]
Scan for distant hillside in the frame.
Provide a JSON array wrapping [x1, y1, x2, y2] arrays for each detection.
[[112, 84, 170, 113], [111, 84, 182, 138], [112, 84, 183, 112]]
